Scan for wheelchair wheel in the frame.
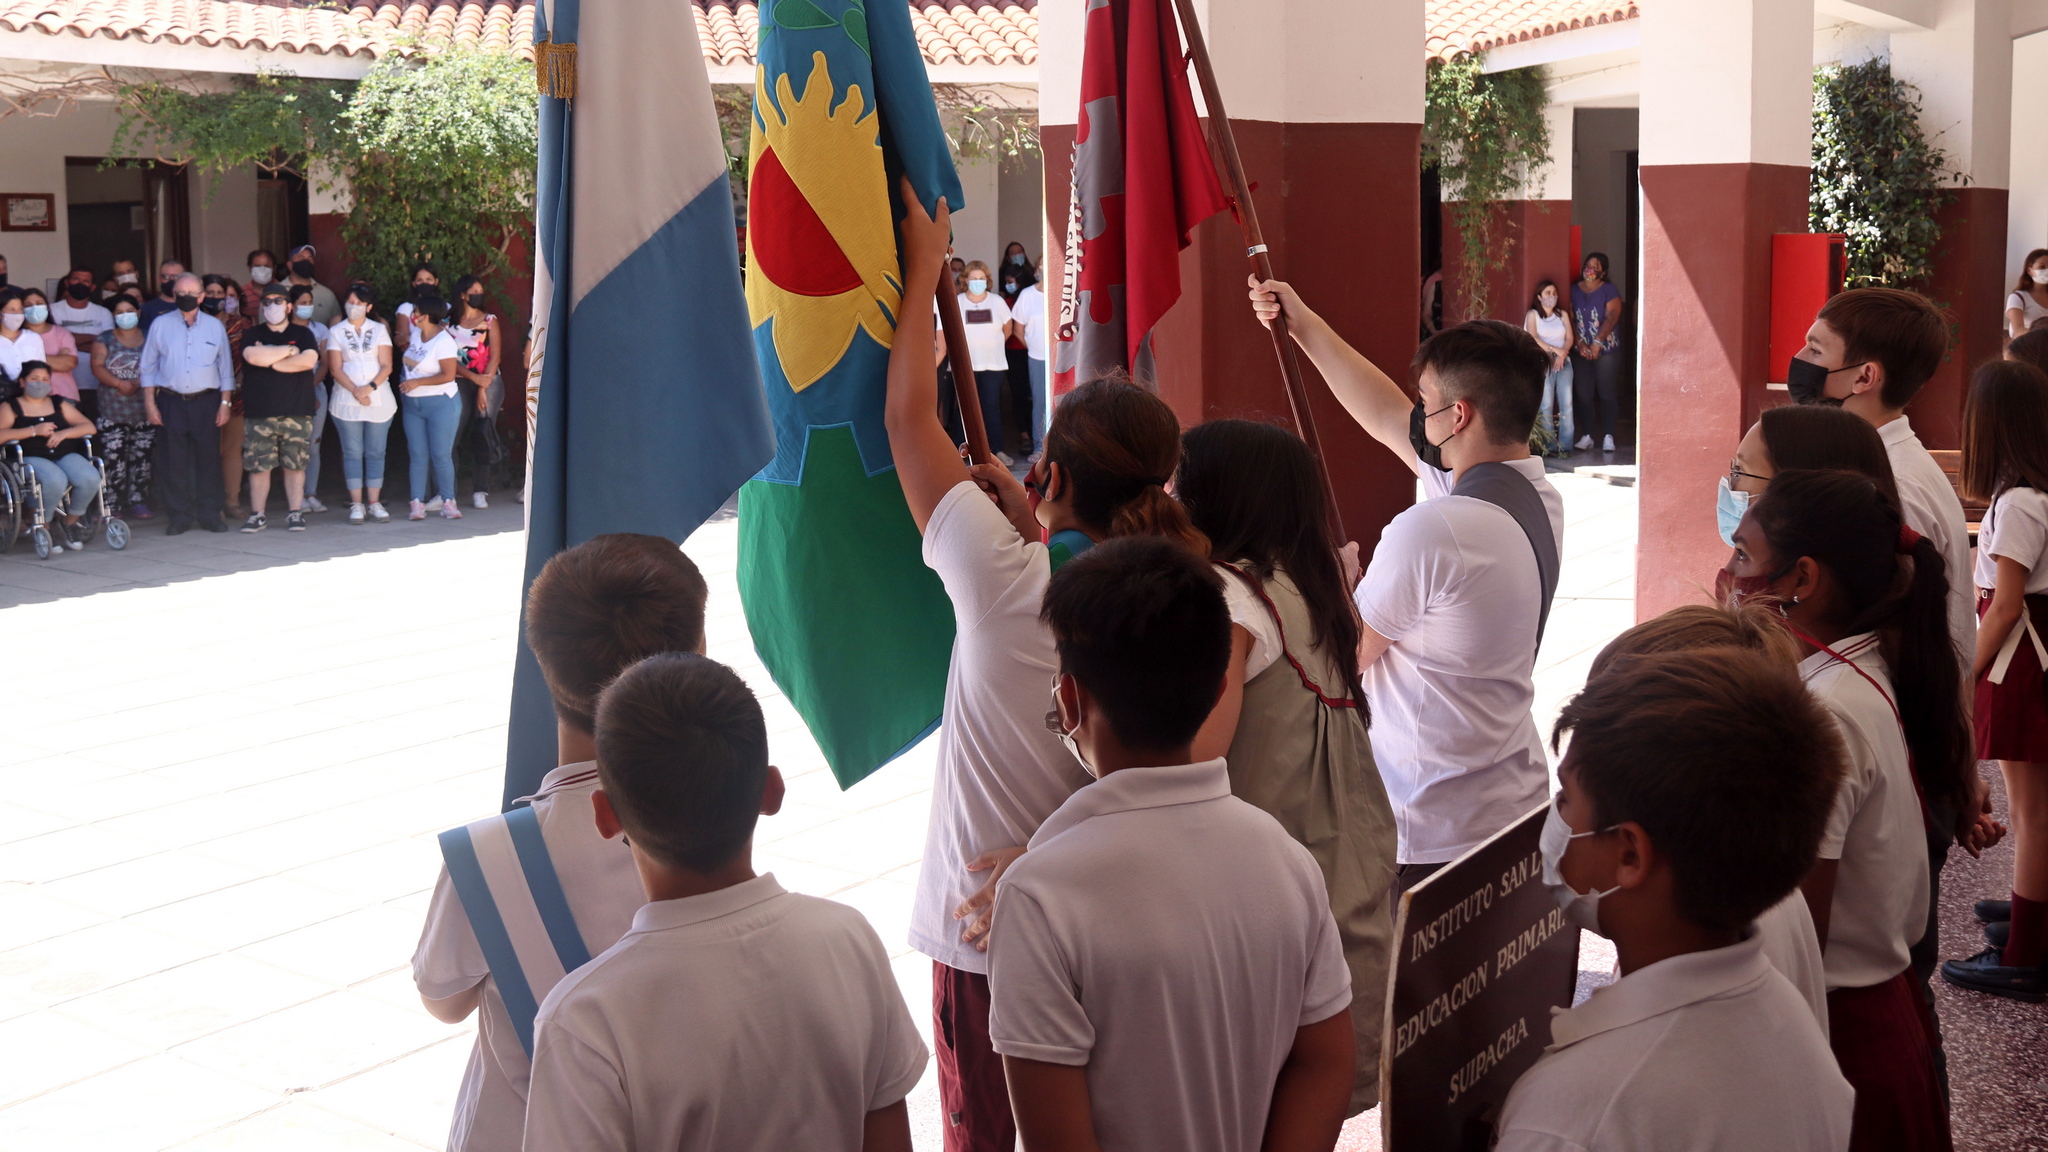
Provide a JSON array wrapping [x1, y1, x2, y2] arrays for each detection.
[[30, 523, 51, 560], [76, 511, 102, 546], [106, 518, 129, 550], [0, 472, 18, 555]]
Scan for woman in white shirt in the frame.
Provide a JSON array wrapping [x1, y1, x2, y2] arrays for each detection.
[[1523, 280, 1575, 457], [327, 283, 397, 524], [2007, 248, 2048, 341], [392, 262, 441, 350], [1723, 468, 1969, 1150], [956, 260, 1015, 464], [0, 292, 47, 394], [399, 296, 463, 521]]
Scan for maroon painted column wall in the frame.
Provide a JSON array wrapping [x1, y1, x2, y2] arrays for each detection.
[[1636, 162, 1811, 619], [1911, 186, 2010, 449], [1043, 119, 1422, 553], [1439, 199, 1574, 326]]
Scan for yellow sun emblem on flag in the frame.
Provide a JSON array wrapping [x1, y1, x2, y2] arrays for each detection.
[[746, 53, 901, 392]]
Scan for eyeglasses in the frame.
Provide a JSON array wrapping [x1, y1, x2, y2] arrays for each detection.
[[1728, 462, 1769, 489]]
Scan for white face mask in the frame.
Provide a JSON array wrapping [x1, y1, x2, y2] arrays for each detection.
[[1046, 675, 1099, 779], [347, 302, 369, 322], [2032, 267, 2048, 285], [115, 272, 138, 285], [249, 265, 274, 285], [1, 311, 22, 331], [262, 301, 288, 325], [1539, 794, 1620, 935]]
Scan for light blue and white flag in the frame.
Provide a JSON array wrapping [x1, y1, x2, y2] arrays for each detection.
[[437, 807, 591, 1055], [506, 0, 775, 805]]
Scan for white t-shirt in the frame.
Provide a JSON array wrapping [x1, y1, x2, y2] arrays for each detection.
[[986, 759, 1351, 1152], [1218, 564, 1285, 680], [913, 482, 1090, 974], [1014, 284, 1048, 361], [2008, 289, 2048, 330], [0, 328, 46, 382], [1974, 487, 2048, 593], [958, 292, 1013, 372], [1880, 416, 1974, 662], [403, 328, 461, 397], [1355, 458, 1564, 863], [1754, 892, 1829, 1037], [523, 875, 928, 1152], [50, 299, 112, 383], [412, 762, 646, 1152], [1493, 934, 1852, 1152], [326, 319, 397, 422], [1800, 635, 1930, 991]]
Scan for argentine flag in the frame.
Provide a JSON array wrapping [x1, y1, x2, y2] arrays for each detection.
[[505, 0, 775, 805]]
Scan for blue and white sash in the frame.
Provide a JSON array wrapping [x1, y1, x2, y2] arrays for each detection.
[[438, 806, 592, 1055]]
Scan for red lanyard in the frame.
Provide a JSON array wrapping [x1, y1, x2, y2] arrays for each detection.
[[1791, 627, 1933, 828]]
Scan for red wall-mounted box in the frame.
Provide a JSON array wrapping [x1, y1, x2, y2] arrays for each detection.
[[1769, 233, 1847, 384]]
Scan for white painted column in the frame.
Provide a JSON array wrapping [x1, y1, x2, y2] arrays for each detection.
[[1890, 0, 2013, 191], [2008, 29, 2048, 275]]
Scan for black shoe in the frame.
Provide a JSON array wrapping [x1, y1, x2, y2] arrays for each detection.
[[1940, 947, 2046, 1003], [1986, 920, 2010, 949], [240, 514, 266, 533], [285, 511, 307, 532], [1976, 898, 2012, 923], [200, 518, 230, 533], [61, 521, 84, 551], [166, 519, 191, 537]]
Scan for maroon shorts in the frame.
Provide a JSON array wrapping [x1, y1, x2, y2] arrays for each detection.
[[1828, 969, 1953, 1152], [933, 961, 1016, 1152], [1974, 594, 2048, 762]]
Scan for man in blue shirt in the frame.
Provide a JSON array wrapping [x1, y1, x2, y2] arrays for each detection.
[[138, 259, 187, 330], [141, 272, 234, 533]]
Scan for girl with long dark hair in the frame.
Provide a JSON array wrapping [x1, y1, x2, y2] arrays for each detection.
[[1177, 417, 1395, 1114], [1524, 279, 1574, 456], [1723, 468, 1966, 1151]]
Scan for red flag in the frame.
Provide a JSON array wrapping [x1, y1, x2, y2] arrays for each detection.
[[1053, 0, 1229, 392]]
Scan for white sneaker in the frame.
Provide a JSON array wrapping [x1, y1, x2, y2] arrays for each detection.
[[1602, 435, 1616, 452], [368, 501, 390, 523], [1574, 435, 1594, 451], [441, 503, 464, 519], [348, 502, 365, 524], [472, 492, 488, 509], [304, 495, 328, 513], [514, 488, 525, 504], [995, 451, 1015, 467], [409, 500, 427, 521], [425, 496, 444, 512]]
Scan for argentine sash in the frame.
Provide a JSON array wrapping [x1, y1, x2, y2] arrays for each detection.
[[438, 806, 592, 1055]]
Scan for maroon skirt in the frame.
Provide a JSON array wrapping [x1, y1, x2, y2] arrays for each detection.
[[1974, 593, 2048, 762], [1828, 970, 1953, 1152]]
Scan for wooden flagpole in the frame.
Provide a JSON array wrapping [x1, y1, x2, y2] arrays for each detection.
[[936, 264, 996, 465], [1168, 0, 1346, 543]]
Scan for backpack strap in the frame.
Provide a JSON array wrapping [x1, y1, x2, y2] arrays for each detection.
[[437, 806, 593, 1055], [1217, 563, 1358, 710], [1450, 461, 1560, 652]]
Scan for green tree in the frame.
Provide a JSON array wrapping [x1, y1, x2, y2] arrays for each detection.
[[1810, 59, 1955, 288], [1424, 55, 1551, 319]]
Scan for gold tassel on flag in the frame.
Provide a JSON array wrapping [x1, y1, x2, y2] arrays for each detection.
[[535, 36, 577, 99]]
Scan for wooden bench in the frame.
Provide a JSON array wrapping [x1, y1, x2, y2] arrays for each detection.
[[1927, 450, 1986, 543]]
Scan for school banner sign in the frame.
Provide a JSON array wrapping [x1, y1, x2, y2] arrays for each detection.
[[1380, 802, 1580, 1151]]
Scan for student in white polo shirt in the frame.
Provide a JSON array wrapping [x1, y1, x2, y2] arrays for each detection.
[[413, 534, 711, 1152], [888, 188, 1213, 1149], [988, 537, 1355, 1152], [1250, 278, 1562, 887], [523, 653, 927, 1152], [1500, 648, 1853, 1151], [1725, 470, 1972, 1150]]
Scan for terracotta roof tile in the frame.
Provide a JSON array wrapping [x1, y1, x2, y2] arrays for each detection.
[[1427, 0, 1638, 62], [0, 0, 1039, 68]]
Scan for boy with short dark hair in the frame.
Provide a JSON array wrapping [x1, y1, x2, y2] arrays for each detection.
[[988, 536, 1355, 1152], [523, 653, 927, 1152], [413, 533, 710, 1152], [1494, 648, 1853, 1150]]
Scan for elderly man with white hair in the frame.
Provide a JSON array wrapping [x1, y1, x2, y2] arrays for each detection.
[[140, 271, 235, 534]]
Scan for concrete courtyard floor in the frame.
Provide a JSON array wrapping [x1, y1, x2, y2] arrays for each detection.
[[1, 467, 2035, 1151]]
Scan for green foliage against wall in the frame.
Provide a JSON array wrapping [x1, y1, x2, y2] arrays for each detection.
[[1424, 55, 1551, 319], [1810, 59, 1956, 288], [111, 47, 537, 306]]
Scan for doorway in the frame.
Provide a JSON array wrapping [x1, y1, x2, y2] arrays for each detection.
[[66, 158, 188, 278]]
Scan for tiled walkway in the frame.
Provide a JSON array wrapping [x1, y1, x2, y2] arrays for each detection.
[[20, 467, 2033, 1151]]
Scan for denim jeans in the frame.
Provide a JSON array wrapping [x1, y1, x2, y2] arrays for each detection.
[[973, 369, 1007, 454], [306, 382, 329, 495], [335, 416, 394, 490], [1538, 361, 1574, 451], [23, 453, 100, 516], [1028, 357, 1047, 455], [401, 392, 461, 502]]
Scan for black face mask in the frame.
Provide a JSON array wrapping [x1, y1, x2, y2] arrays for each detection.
[[1785, 356, 1866, 406], [200, 298, 223, 315], [161, 277, 178, 296], [291, 259, 317, 279], [175, 293, 200, 314], [466, 293, 484, 308], [1409, 398, 1456, 472], [65, 282, 91, 301], [414, 283, 436, 299], [0, 273, 8, 289]]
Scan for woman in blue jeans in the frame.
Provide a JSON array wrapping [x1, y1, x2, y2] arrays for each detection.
[[2, 362, 101, 550], [1523, 280, 1575, 456], [399, 296, 464, 521], [327, 283, 397, 523]]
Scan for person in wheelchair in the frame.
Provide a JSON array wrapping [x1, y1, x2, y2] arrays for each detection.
[[3, 360, 101, 551]]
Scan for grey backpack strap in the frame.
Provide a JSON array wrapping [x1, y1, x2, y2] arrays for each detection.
[[1451, 461, 1560, 651]]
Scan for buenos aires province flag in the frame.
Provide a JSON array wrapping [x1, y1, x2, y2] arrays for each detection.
[[504, 0, 775, 805], [738, 0, 964, 789]]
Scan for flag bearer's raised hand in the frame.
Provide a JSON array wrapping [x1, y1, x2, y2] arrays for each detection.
[[1249, 274, 1312, 332], [897, 177, 952, 289]]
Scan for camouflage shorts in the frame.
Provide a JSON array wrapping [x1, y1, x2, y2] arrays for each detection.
[[243, 415, 312, 473]]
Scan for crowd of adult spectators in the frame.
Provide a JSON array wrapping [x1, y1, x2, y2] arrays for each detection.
[[0, 245, 510, 544]]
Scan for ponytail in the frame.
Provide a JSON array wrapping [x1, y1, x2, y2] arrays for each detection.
[[1752, 469, 1971, 813], [1045, 378, 1209, 555]]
